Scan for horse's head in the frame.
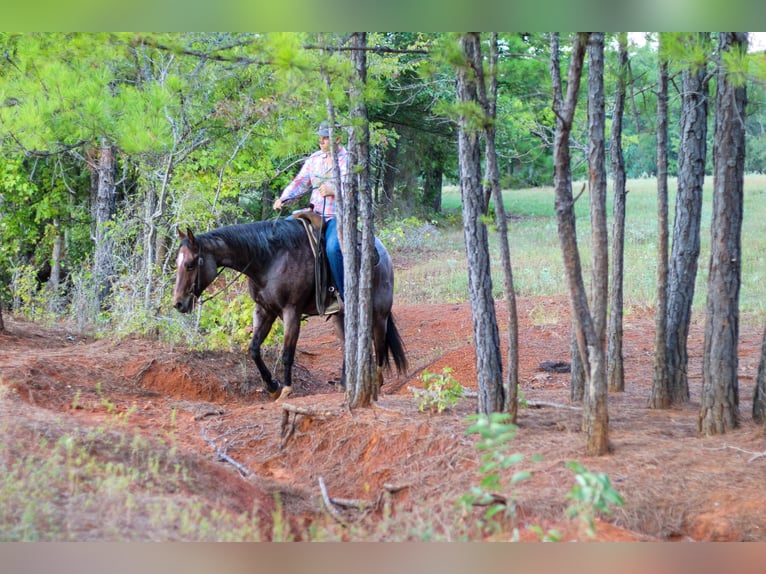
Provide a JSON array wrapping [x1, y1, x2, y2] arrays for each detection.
[[173, 228, 214, 313]]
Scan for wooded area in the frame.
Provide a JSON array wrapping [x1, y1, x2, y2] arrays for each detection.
[[2, 32, 766, 451]]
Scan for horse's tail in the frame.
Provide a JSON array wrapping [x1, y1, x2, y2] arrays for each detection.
[[384, 313, 408, 375]]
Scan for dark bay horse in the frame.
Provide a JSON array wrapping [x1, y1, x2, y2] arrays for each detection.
[[172, 219, 407, 400]]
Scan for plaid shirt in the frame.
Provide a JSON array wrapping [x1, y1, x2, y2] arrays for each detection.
[[278, 145, 348, 220]]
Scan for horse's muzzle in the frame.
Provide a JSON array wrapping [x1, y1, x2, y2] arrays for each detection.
[[173, 295, 195, 314]]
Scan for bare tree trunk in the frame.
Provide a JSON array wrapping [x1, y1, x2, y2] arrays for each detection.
[[318, 37, 359, 401], [650, 38, 671, 409], [699, 32, 747, 436], [483, 33, 519, 420], [583, 32, 609, 454], [381, 143, 398, 209], [666, 33, 710, 404], [754, 325, 766, 424], [143, 153, 173, 311], [93, 138, 117, 309], [551, 32, 609, 455], [45, 218, 66, 314], [346, 32, 376, 408], [570, 323, 585, 402], [607, 33, 628, 393], [422, 158, 443, 213], [457, 33, 504, 414]]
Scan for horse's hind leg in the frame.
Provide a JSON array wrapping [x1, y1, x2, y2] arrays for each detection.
[[250, 306, 281, 398], [372, 314, 388, 390]]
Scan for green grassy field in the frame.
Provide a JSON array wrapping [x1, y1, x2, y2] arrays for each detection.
[[394, 175, 766, 325]]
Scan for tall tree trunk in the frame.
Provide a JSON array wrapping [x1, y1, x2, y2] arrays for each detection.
[[381, 143, 398, 209], [754, 325, 766, 424], [422, 158, 443, 213], [570, 323, 585, 402], [650, 38, 671, 409], [46, 219, 65, 314], [666, 33, 710, 404], [346, 32, 376, 408], [318, 37, 359, 402], [584, 32, 609, 454], [483, 33, 519, 420], [457, 33, 504, 414], [551, 32, 609, 456], [93, 137, 117, 309], [699, 32, 747, 436], [607, 33, 628, 393], [143, 153, 173, 311]]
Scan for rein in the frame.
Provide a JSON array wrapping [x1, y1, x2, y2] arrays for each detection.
[[194, 244, 255, 305]]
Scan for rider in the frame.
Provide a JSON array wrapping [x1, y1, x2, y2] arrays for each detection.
[[273, 121, 348, 307]]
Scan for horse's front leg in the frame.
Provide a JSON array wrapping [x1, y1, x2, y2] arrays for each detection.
[[275, 306, 301, 401], [249, 305, 280, 398]]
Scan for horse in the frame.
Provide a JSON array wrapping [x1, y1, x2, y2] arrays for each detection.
[[172, 219, 407, 400]]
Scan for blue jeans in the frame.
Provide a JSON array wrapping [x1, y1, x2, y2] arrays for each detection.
[[324, 217, 344, 300]]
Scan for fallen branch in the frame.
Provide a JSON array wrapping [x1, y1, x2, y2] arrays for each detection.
[[200, 425, 252, 478], [279, 403, 343, 450], [382, 483, 411, 494], [703, 444, 766, 463], [194, 408, 225, 421], [132, 359, 156, 383], [280, 403, 343, 417], [526, 400, 582, 411], [330, 497, 374, 510], [279, 410, 297, 450], [318, 476, 349, 527], [462, 389, 580, 411]]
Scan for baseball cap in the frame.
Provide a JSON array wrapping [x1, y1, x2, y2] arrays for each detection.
[[317, 121, 340, 137]]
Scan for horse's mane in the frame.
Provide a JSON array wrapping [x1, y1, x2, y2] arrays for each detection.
[[199, 219, 306, 261]]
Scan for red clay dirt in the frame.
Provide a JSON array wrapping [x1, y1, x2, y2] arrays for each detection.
[[2, 296, 766, 541]]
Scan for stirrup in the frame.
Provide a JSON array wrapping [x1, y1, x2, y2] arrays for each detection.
[[323, 288, 343, 315]]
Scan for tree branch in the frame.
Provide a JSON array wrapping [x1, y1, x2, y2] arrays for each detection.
[[318, 477, 349, 526], [303, 44, 429, 55]]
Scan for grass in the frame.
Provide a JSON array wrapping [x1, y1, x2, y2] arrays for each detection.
[[0, 387, 268, 541], [396, 175, 766, 325]]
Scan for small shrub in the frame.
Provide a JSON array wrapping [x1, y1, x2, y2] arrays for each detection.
[[459, 412, 538, 538], [565, 461, 625, 539], [412, 367, 463, 413], [379, 216, 441, 252]]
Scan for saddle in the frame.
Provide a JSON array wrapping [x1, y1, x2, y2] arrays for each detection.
[[293, 210, 382, 316], [293, 211, 341, 315]]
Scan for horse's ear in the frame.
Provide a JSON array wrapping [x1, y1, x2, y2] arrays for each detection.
[[186, 228, 195, 246], [177, 228, 186, 241]]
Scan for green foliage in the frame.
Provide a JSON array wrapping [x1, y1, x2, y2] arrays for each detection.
[[459, 413, 537, 537], [196, 290, 258, 352], [565, 461, 625, 539], [4, 32, 766, 341], [378, 216, 441, 252], [412, 367, 463, 413]]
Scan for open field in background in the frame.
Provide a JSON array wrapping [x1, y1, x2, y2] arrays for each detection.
[[395, 175, 766, 326]]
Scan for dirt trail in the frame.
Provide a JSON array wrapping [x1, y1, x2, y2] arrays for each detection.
[[2, 296, 765, 541]]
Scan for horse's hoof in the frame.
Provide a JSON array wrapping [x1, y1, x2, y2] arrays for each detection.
[[275, 386, 292, 402]]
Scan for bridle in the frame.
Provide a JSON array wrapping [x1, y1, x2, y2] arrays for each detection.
[[186, 241, 253, 306]]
